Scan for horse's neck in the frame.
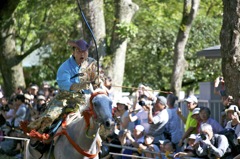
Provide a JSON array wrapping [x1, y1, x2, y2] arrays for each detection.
[[70, 116, 100, 150]]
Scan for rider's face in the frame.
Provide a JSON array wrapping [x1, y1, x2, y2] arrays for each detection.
[[73, 48, 88, 65]]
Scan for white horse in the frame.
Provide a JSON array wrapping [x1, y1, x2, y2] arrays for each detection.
[[26, 90, 114, 159]]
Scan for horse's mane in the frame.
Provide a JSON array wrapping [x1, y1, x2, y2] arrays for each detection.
[[77, 88, 107, 115]]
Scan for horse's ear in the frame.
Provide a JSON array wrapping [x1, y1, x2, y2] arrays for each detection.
[[89, 83, 94, 93]]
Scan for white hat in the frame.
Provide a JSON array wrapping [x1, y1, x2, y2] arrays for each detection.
[[188, 134, 196, 139], [37, 95, 46, 101], [31, 85, 38, 90], [159, 139, 170, 144], [117, 97, 132, 106], [185, 95, 198, 103], [191, 108, 200, 116], [24, 94, 33, 100], [135, 125, 145, 132], [225, 105, 240, 114]]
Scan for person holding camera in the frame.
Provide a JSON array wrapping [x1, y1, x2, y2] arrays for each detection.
[[0, 97, 15, 127], [146, 95, 169, 144], [194, 123, 231, 159], [128, 94, 150, 134], [224, 105, 240, 156], [0, 97, 15, 126]]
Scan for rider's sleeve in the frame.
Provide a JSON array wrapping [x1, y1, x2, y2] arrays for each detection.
[[56, 57, 79, 91]]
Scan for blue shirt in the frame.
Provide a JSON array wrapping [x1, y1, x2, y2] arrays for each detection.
[[56, 56, 80, 91]]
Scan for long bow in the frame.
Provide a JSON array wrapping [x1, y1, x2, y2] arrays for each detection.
[[76, 0, 99, 76]]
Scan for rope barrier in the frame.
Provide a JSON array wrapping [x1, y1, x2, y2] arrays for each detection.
[[112, 85, 173, 94], [102, 143, 205, 159], [109, 152, 155, 159], [102, 142, 173, 156], [0, 135, 30, 159], [1, 135, 29, 141]]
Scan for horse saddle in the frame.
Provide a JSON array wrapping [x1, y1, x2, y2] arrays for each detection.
[[30, 118, 63, 154]]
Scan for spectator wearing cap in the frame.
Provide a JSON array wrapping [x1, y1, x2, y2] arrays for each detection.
[[29, 84, 39, 96], [41, 82, 50, 99], [123, 125, 145, 147], [115, 96, 135, 132], [199, 107, 223, 133], [24, 93, 38, 122], [225, 105, 240, 145], [146, 95, 169, 144], [120, 125, 145, 159], [177, 95, 198, 147], [164, 94, 183, 152], [174, 134, 198, 158], [191, 107, 202, 134], [36, 95, 47, 114]]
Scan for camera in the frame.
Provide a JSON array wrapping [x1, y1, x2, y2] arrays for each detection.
[[0, 105, 10, 112], [138, 100, 152, 106], [200, 133, 207, 140]]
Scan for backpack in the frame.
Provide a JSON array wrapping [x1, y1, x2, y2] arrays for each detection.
[[219, 128, 240, 157]]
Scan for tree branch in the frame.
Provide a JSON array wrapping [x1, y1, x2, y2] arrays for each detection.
[[15, 40, 44, 64]]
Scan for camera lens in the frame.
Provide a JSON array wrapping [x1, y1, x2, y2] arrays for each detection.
[[200, 134, 207, 140], [138, 101, 145, 106]]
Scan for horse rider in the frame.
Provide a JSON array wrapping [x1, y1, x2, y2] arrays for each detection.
[[26, 39, 100, 134]]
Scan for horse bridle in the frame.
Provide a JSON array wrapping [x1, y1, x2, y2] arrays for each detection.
[[54, 91, 108, 158]]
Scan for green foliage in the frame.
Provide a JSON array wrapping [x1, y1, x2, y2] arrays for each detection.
[[115, 22, 138, 39], [0, 0, 223, 94], [12, 0, 80, 86], [123, 0, 223, 93]]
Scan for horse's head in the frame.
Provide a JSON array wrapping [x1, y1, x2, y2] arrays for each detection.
[[90, 91, 114, 129]]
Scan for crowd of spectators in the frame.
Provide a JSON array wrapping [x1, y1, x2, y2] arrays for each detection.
[[103, 79, 240, 159], [0, 82, 58, 158], [0, 77, 240, 159]]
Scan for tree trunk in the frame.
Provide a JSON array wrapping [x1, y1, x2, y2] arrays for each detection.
[[108, 0, 138, 99], [170, 0, 200, 97], [220, 0, 240, 104], [0, 0, 25, 97], [81, 0, 106, 60]]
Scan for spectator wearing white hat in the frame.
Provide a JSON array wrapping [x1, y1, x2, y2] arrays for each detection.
[[124, 125, 145, 147], [120, 125, 145, 158], [177, 95, 198, 147], [174, 134, 198, 158], [191, 107, 202, 134], [115, 97, 135, 132], [225, 105, 240, 145]]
